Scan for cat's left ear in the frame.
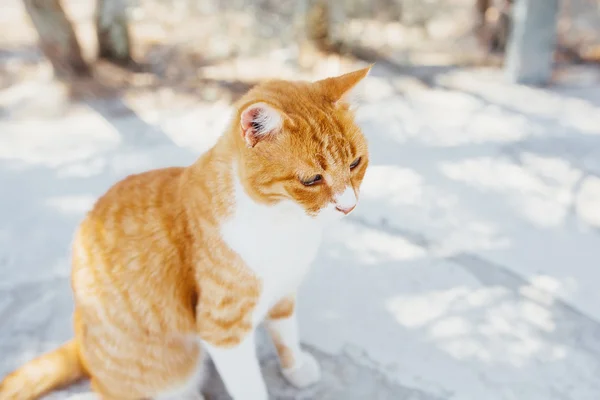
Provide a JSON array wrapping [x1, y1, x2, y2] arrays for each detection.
[[240, 102, 283, 148], [315, 64, 373, 107]]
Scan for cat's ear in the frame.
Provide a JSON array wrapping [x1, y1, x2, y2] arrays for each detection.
[[240, 102, 283, 148], [315, 65, 373, 106]]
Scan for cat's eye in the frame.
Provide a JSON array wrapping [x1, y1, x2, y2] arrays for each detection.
[[350, 157, 361, 170], [301, 174, 323, 186]]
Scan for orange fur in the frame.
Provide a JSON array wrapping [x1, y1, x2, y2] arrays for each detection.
[[0, 340, 84, 399], [0, 66, 371, 400], [268, 296, 295, 320], [267, 297, 297, 369]]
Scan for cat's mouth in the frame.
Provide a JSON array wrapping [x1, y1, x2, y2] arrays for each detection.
[[333, 186, 357, 216], [335, 204, 356, 215]]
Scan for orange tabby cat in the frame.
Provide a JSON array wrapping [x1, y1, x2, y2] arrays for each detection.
[[0, 66, 371, 400]]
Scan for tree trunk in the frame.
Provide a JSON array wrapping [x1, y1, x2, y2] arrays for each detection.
[[475, 0, 514, 53], [492, 0, 513, 53], [475, 0, 490, 19], [304, 0, 346, 53], [96, 0, 132, 65], [22, 0, 89, 77], [474, 0, 490, 46], [504, 0, 559, 85], [306, 0, 331, 52]]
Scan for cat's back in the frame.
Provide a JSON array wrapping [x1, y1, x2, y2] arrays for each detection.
[[90, 166, 184, 223], [78, 166, 187, 254], [71, 166, 197, 333]]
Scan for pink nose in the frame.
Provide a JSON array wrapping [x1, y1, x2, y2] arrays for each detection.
[[336, 204, 356, 215]]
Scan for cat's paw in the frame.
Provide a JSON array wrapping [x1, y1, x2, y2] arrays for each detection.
[[281, 351, 321, 389]]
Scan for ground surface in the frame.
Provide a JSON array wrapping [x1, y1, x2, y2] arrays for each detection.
[[2, 58, 600, 400]]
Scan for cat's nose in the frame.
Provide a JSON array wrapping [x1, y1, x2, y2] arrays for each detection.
[[334, 186, 357, 215], [336, 204, 356, 215]]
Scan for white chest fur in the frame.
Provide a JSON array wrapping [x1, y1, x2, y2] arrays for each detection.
[[220, 178, 324, 325]]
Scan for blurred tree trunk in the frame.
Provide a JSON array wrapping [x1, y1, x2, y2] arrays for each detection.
[[22, 0, 90, 77], [504, 0, 559, 85], [376, 0, 402, 21], [474, 0, 490, 46], [298, 0, 348, 70], [306, 0, 332, 52], [475, 0, 513, 53], [476, 0, 490, 21], [493, 0, 513, 52], [96, 0, 132, 65], [305, 0, 345, 53]]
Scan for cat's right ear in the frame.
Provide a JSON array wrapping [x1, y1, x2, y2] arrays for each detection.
[[240, 102, 283, 148], [315, 65, 373, 108]]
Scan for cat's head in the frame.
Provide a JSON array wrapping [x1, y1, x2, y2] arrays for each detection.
[[234, 66, 371, 220]]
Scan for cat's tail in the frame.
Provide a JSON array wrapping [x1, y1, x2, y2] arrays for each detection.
[[0, 339, 86, 400]]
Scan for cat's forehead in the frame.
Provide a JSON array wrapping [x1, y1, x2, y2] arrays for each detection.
[[282, 119, 361, 174], [286, 105, 353, 143]]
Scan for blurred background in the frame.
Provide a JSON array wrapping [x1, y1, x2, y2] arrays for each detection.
[[2, 0, 600, 98], [2, 1, 600, 399]]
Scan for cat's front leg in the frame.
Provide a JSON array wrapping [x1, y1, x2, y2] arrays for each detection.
[[197, 263, 268, 400], [202, 334, 268, 400], [267, 296, 321, 389]]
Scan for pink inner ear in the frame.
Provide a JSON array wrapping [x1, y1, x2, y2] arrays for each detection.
[[241, 108, 260, 132], [240, 107, 261, 147], [239, 102, 282, 148]]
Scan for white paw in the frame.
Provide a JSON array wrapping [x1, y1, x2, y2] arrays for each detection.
[[281, 351, 321, 389]]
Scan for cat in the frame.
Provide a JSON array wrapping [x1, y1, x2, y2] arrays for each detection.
[[0, 65, 371, 400]]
